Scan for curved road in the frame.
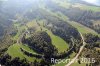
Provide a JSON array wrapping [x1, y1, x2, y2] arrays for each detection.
[[65, 32, 86, 66]]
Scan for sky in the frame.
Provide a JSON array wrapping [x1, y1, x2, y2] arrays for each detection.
[[83, 0, 100, 6]]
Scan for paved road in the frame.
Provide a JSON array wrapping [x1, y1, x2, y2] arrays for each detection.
[[65, 33, 86, 66]]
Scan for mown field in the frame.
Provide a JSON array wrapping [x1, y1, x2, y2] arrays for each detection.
[[44, 7, 99, 36], [27, 19, 69, 53], [7, 44, 40, 62], [53, 0, 100, 12], [1, 0, 99, 66], [6, 3, 100, 65], [7, 18, 70, 63], [38, 20, 69, 53], [69, 21, 98, 35], [73, 3, 100, 12], [92, 20, 100, 26], [46, 29, 69, 53], [7, 20, 40, 62], [43, 5, 99, 66]]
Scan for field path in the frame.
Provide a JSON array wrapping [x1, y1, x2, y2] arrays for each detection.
[[65, 32, 86, 66]]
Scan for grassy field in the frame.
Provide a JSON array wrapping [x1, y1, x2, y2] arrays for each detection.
[[20, 44, 38, 55], [46, 29, 69, 53], [26, 20, 37, 28], [7, 44, 39, 62], [12, 22, 20, 40], [38, 20, 69, 53], [73, 3, 100, 12], [9, 18, 69, 62], [69, 21, 98, 35], [92, 20, 100, 26], [44, 8, 99, 35], [43, 8, 99, 66], [9, 6, 99, 65], [26, 20, 41, 32], [7, 20, 42, 62], [7, 44, 24, 59], [95, 47, 100, 51], [71, 63, 86, 66], [53, 0, 100, 12], [13, 22, 27, 40], [52, 0, 70, 9]]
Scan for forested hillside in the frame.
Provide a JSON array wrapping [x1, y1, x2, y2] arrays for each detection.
[[0, 0, 100, 66]]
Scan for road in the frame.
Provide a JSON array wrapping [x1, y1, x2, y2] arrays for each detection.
[[17, 24, 30, 44], [65, 32, 86, 66], [17, 31, 26, 44]]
